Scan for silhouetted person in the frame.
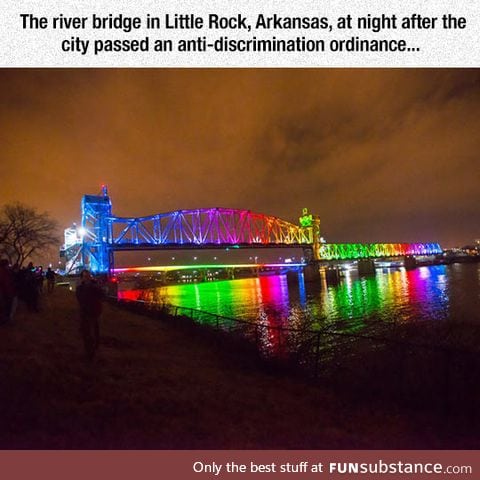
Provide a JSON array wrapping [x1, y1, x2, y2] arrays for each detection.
[[10, 264, 20, 321], [46, 267, 56, 293], [23, 262, 40, 312], [76, 270, 104, 360], [36, 266, 45, 293], [0, 259, 16, 324]]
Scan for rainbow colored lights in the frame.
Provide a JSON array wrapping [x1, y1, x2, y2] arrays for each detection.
[[117, 265, 450, 355], [111, 208, 312, 247], [114, 263, 305, 273], [62, 189, 443, 274]]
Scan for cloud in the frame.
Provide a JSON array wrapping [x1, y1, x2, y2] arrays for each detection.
[[0, 69, 478, 247]]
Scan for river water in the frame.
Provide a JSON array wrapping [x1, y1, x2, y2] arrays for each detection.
[[117, 262, 480, 410], [118, 263, 480, 341]]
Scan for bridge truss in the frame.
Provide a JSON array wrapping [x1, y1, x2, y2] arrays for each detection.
[[111, 208, 313, 248]]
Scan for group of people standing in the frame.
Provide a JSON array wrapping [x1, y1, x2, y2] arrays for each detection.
[[0, 260, 56, 324], [1, 259, 106, 361]]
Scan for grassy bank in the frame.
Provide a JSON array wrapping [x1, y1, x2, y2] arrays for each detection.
[[0, 288, 477, 449]]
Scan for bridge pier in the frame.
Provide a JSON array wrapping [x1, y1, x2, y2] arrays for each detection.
[[325, 267, 341, 285], [357, 259, 376, 275], [286, 270, 301, 287], [404, 255, 417, 270], [302, 263, 321, 283]]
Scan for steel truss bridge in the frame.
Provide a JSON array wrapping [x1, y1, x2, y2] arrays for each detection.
[[61, 187, 442, 274]]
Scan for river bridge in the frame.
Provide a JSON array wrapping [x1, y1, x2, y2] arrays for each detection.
[[61, 186, 442, 275]]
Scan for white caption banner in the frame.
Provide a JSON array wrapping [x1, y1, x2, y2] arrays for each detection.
[[1, 0, 479, 67]]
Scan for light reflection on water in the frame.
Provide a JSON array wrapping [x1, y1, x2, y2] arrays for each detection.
[[118, 263, 480, 335]]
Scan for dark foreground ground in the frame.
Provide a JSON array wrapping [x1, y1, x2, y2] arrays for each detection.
[[0, 288, 478, 449]]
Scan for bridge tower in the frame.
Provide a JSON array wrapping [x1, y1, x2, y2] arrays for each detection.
[[299, 208, 321, 262], [299, 208, 322, 282], [80, 185, 113, 274]]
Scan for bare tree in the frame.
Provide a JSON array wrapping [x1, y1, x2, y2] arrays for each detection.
[[0, 203, 59, 267]]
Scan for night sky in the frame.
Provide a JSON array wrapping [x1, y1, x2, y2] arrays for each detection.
[[0, 69, 478, 256]]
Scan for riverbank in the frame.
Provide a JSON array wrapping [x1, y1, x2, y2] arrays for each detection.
[[0, 288, 477, 449]]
